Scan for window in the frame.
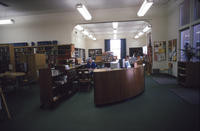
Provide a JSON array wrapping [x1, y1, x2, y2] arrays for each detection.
[[180, 0, 190, 26], [180, 29, 190, 61], [194, 0, 200, 21], [110, 39, 121, 59], [193, 24, 200, 61], [179, 0, 200, 62]]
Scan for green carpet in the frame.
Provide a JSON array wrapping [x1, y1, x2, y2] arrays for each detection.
[[0, 76, 199, 131]]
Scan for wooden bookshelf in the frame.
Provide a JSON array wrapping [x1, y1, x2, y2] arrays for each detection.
[[39, 67, 77, 108], [178, 62, 200, 88]]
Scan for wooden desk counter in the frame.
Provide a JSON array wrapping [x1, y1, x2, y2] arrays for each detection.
[[94, 66, 145, 105]]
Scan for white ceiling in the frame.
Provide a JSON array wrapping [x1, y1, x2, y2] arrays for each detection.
[[0, 0, 170, 16], [79, 21, 150, 38]]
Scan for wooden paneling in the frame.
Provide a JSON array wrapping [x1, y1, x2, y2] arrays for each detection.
[[94, 66, 145, 105]]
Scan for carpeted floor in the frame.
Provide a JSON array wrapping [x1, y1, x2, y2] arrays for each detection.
[[0, 76, 199, 131], [152, 74, 177, 85], [170, 88, 200, 105]]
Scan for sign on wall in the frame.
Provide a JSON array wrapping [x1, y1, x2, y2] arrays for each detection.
[[154, 41, 166, 61]]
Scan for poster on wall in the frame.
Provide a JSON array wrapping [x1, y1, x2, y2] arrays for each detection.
[[168, 39, 177, 61], [154, 41, 166, 61]]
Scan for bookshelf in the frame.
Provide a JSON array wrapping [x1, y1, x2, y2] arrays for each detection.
[[0, 45, 15, 72], [178, 62, 200, 88], [39, 67, 77, 108]]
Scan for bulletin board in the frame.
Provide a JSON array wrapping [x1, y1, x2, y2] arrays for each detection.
[[154, 41, 166, 61], [168, 39, 177, 61]]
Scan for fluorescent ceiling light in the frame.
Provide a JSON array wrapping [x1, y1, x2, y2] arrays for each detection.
[[76, 4, 92, 20], [112, 22, 118, 29], [114, 34, 117, 39], [138, 32, 144, 36], [88, 34, 93, 38], [0, 19, 15, 25], [75, 25, 83, 31], [143, 26, 151, 32], [113, 29, 117, 34], [83, 30, 89, 36], [135, 35, 139, 39], [137, 0, 153, 17], [93, 37, 96, 40]]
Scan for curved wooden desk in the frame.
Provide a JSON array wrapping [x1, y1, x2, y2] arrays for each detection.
[[94, 66, 145, 105]]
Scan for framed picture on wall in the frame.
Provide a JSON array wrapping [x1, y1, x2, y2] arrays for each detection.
[[168, 39, 177, 61], [154, 41, 166, 61]]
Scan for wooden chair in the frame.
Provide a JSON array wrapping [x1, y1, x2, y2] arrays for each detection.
[[0, 87, 11, 119], [77, 69, 92, 91]]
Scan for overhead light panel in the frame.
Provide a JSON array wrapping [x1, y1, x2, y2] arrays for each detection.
[[113, 34, 117, 39], [76, 3, 92, 20], [135, 31, 144, 39], [93, 37, 96, 40], [143, 26, 151, 32], [113, 29, 117, 34], [0, 19, 15, 25], [137, 0, 153, 17], [83, 30, 89, 36], [138, 32, 144, 36], [112, 22, 118, 29], [135, 35, 139, 39], [88, 34, 93, 38], [75, 25, 83, 31]]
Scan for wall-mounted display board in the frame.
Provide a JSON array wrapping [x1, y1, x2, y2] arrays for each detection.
[[88, 49, 102, 60], [168, 39, 177, 61], [154, 41, 166, 61]]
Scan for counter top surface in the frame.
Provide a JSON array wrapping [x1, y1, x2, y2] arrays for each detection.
[[93, 66, 143, 73]]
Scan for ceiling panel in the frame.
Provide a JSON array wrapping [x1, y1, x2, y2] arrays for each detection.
[[0, 0, 170, 16]]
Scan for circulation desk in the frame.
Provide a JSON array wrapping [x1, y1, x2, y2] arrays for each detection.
[[93, 66, 145, 105]]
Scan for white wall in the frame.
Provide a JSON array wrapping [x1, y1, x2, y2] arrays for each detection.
[[150, 16, 169, 70], [0, 13, 76, 44], [85, 34, 147, 58]]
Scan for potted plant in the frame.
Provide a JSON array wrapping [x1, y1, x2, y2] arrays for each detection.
[[181, 43, 195, 62]]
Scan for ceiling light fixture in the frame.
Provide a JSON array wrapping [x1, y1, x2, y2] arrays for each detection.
[[143, 26, 151, 32], [112, 22, 118, 29], [76, 3, 92, 20], [114, 34, 117, 39], [83, 30, 89, 36], [0, 19, 15, 25], [138, 32, 144, 36], [137, 0, 153, 17], [75, 25, 83, 31], [135, 35, 139, 39], [113, 29, 117, 34], [88, 34, 93, 38], [93, 37, 97, 40]]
